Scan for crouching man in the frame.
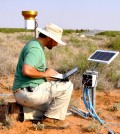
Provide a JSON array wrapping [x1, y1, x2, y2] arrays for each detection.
[[12, 23, 73, 129]]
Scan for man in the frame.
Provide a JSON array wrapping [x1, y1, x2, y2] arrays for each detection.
[[12, 23, 73, 129]]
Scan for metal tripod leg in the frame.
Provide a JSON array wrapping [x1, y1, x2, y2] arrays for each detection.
[[70, 106, 89, 118], [70, 84, 97, 119], [70, 87, 89, 119]]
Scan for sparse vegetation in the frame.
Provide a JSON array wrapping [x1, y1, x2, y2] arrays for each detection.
[[83, 120, 102, 133], [0, 98, 5, 105], [0, 120, 12, 129], [0, 28, 33, 33], [0, 29, 120, 90], [63, 29, 87, 35], [97, 31, 120, 37], [17, 34, 34, 41], [33, 122, 45, 130], [107, 36, 120, 51], [108, 103, 120, 112]]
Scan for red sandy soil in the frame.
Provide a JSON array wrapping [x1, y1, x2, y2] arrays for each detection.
[[0, 75, 120, 134]]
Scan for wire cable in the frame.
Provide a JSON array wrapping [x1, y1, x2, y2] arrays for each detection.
[[83, 87, 115, 134]]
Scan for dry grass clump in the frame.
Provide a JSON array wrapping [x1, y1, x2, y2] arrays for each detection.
[[0, 33, 22, 76], [108, 103, 120, 112], [0, 32, 32, 76], [83, 120, 102, 133]]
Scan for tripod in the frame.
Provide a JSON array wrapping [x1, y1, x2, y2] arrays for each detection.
[[70, 63, 114, 134]]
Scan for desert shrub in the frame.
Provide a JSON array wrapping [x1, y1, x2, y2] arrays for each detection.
[[96, 54, 120, 89], [0, 28, 32, 33], [46, 45, 77, 71], [0, 33, 24, 76], [107, 36, 120, 51], [106, 70, 120, 88], [83, 120, 102, 133], [33, 122, 45, 130], [63, 29, 76, 35], [0, 98, 5, 105], [63, 29, 87, 35], [72, 53, 88, 73], [107, 72, 120, 82], [70, 38, 80, 44], [17, 34, 34, 41], [108, 103, 120, 112], [0, 46, 16, 76], [97, 31, 120, 37]]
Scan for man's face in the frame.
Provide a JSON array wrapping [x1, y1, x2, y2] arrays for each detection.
[[46, 39, 58, 49]]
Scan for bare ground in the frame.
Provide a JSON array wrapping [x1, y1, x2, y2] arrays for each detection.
[[0, 75, 120, 134]]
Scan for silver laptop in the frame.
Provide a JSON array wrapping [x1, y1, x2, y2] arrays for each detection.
[[51, 67, 78, 80]]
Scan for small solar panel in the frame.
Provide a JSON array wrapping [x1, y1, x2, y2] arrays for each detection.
[[88, 50, 119, 64]]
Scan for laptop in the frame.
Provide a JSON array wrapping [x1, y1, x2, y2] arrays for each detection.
[[51, 67, 78, 80]]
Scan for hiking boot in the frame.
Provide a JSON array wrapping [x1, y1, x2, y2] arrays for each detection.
[[42, 117, 69, 129]]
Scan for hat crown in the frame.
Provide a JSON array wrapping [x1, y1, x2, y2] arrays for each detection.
[[44, 23, 63, 40], [37, 23, 66, 45]]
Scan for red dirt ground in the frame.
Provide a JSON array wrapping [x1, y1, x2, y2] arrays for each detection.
[[0, 75, 120, 134]]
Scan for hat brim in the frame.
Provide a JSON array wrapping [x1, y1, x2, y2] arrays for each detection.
[[36, 28, 66, 45]]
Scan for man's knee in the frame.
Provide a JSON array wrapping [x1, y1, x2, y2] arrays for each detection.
[[65, 81, 73, 93]]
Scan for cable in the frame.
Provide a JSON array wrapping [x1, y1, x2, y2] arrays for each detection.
[[81, 71, 118, 134], [83, 87, 104, 124], [83, 87, 115, 134], [104, 121, 120, 127]]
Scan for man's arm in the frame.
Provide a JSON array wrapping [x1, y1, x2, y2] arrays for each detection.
[[22, 64, 59, 78]]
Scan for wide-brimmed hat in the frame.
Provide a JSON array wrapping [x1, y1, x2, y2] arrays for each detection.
[[36, 23, 66, 45]]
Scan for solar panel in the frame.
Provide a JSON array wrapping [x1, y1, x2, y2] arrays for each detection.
[[88, 50, 119, 64]]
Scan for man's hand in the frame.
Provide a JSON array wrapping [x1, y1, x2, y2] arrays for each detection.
[[45, 68, 59, 78]]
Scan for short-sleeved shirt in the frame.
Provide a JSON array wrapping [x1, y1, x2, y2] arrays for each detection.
[[12, 39, 46, 91]]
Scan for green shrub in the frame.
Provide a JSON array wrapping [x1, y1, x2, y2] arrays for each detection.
[[97, 31, 120, 37], [70, 38, 80, 44], [63, 29, 76, 35], [0, 28, 32, 33], [106, 70, 120, 88], [17, 34, 34, 41], [107, 36, 120, 50]]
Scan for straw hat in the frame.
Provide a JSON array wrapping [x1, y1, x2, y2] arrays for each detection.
[[37, 23, 66, 45]]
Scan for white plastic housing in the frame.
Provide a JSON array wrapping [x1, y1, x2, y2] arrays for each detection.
[[25, 20, 35, 30]]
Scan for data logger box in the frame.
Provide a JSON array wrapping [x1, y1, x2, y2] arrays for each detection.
[[82, 71, 98, 87]]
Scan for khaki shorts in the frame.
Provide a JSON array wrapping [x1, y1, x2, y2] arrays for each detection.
[[14, 81, 73, 120]]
